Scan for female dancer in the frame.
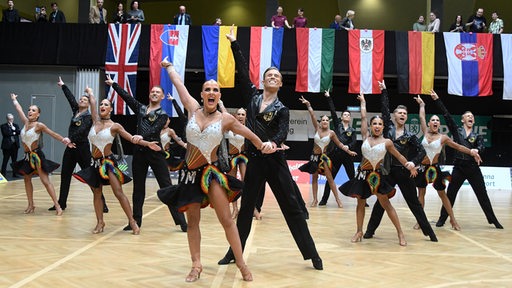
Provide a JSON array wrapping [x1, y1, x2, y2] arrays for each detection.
[[299, 96, 356, 208], [11, 93, 72, 215], [73, 88, 160, 234], [161, 119, 187, 172], [339, 94, 417, 246], [413, 92, 481, 231], [158, 58, 274, 282]]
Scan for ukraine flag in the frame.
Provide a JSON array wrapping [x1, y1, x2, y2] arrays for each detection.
[[202, 25, 238, 88]]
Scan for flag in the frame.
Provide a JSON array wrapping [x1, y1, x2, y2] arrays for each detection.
[[295, 28, 335, 93], [202, 25, 237, 88], [348, 30, 385, 94], [443, 32, 493, 97], [105, 23, 141, 115], [501, 34, 512, 100], [249, 26, 284, 89], [396, 31, 435, 94], [149, 24, 189, 116]]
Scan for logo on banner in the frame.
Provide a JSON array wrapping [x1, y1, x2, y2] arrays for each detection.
[[160, 29, 179, 46], [454, 43, 487, 61], [360, 38, 373, 53]]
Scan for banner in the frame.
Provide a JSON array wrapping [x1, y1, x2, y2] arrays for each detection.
[[501, 34, 512, 100], [348, 29, 385, 94], [202, 25, 237, 88], [149, 24, 189, 117], [249, 26, 284, 89]]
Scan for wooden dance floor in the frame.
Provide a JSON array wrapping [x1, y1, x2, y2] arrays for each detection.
[[0, 175, 511, 287]]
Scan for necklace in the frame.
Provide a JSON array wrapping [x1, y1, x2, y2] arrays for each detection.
[[100, 117, 111, 121], [203, 108, 217, 117]]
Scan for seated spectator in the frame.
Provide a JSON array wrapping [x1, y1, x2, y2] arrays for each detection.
[[329, 14, 342, 30], [292, 8, 307, 28], [213, 17, 222, 26], [488, 11, 503, 34], [449, 15, 464, 32], [466, 8, 486, 33], [127, 0, 144, 24], [271, 6, 291, 29], [89, 0, 107, 24], [340, 10, 355, 31], [112, 2, 128, 24], [173, 5, 191, 25], [2, 0, 20, 23], [428, 11, 440, 32], [35, 6, 48, 23], [413, 16, 427, 31], [49, 2, 66, 23]]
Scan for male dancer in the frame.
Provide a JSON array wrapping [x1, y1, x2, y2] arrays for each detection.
[[50, 77, 108, 212], [363, 80, 437, 242], [319, 90, 357, 206], [432, 92, 503, 229], [105, 75, 187, 231], [218, 28, 322, 270]]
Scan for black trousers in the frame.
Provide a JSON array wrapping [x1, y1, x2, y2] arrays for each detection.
[[131, 146, 185, 226], [438, 160, 500, 224], [255, 180, 309, 219], [320, 151, 355, 203], [366, 166, 435, 237], [59, 144, 100, 209], [1, 146, 18, 176], [225, 152, 319, 260]]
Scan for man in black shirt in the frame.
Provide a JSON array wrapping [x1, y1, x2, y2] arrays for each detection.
[[466, 8, 487, 33], [2, 0, 20, 23]]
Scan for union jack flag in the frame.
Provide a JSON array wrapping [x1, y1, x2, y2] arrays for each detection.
[[105, 23, 141, 115]]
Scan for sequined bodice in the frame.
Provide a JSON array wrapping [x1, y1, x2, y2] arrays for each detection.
[[314, 132, 331, 152], [361, 140, 386, 170], [160, 132, 171, 148], [225, 131, 245, 153], [186, 113, 223, 164], [88, 127, 114, 157], [422, 137, 442, 165], [21, 126, 40, 150]]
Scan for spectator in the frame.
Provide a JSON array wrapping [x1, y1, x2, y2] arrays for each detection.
[[213, 17, 221, 26], [449, 15, 464, 32], [466, 8, 486, 33], [488, 11, 504, 34], [1, 113, 20, 178], [329, 14, 342, 30], [49, 2, 66, 23], [413, 15, 427, 31], [35, 6, 48, 23], [2, 0, 20, 23], [271, 6, 291, 29], [89, 0, 107, 24], [292, 8, 307, 28], [173, 5, 191, 25], [427, 11, 440, 32], [127, 0, 144, 24], [112, 2, 128, 24], [340, 10, 355, 31]]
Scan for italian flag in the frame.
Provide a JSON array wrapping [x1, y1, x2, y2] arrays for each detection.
[[295, 28, 334, 92], [348, 29, 385, 94]]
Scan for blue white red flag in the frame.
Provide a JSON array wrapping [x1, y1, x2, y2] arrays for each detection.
[[249, 27, 284, 89], [105, 23, 141, 115], [149, 24, 189, 116], [443, 32, 493, 97]]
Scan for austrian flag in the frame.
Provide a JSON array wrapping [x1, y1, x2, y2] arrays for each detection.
[[443, 32, 493, 97], [348, 30, 385, 94], [105, 23, 141, 115]]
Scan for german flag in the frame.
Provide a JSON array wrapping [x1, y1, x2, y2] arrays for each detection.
[[396, 31, 435, 94]]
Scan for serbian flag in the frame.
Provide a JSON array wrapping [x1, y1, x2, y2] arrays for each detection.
[[501, 34, 512, 100], [149, 24, 189, 117], [444, 32, 493, 96], [249, 26, 284, 89], [295, 28, 335, 93], [348, 30, 385, 94], [105, 23, 141, 115], [202, 25, 237, 88], [396, 31, 435, 94]]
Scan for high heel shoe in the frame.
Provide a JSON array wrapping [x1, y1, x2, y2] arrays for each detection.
[[185, 266, 202, 282], [237, 264, 253, 281], [130, 220, 140, 235], [253, 209, 262, 220], [336, 198, 343, 208], [310, 200, 318, 207], [351, 232, 363, 243], [450, 220, 461, 231], [24, 206, 35, 214], [56, 207, 63, 216], [398, 234, 407, 247], [413, 223, 420, 230], [92, 222, 105, 234], [231, 207, 239, 219]]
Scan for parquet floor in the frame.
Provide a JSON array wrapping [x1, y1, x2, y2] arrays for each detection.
[[0, 175, 510, 288]]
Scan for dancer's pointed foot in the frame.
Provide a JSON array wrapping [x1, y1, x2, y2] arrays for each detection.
[[398, 233, 407, 246], [413, 223, 420, 230], [24, 206, 35, 214], [92, 222, 105, 234], [310, 200, 318, 207], [185, 266, 202, 282], [450, 219, 461, 231], [351, 231, 363, 243], [237, 264, 253, 281], [130, 220, 140, 235]]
